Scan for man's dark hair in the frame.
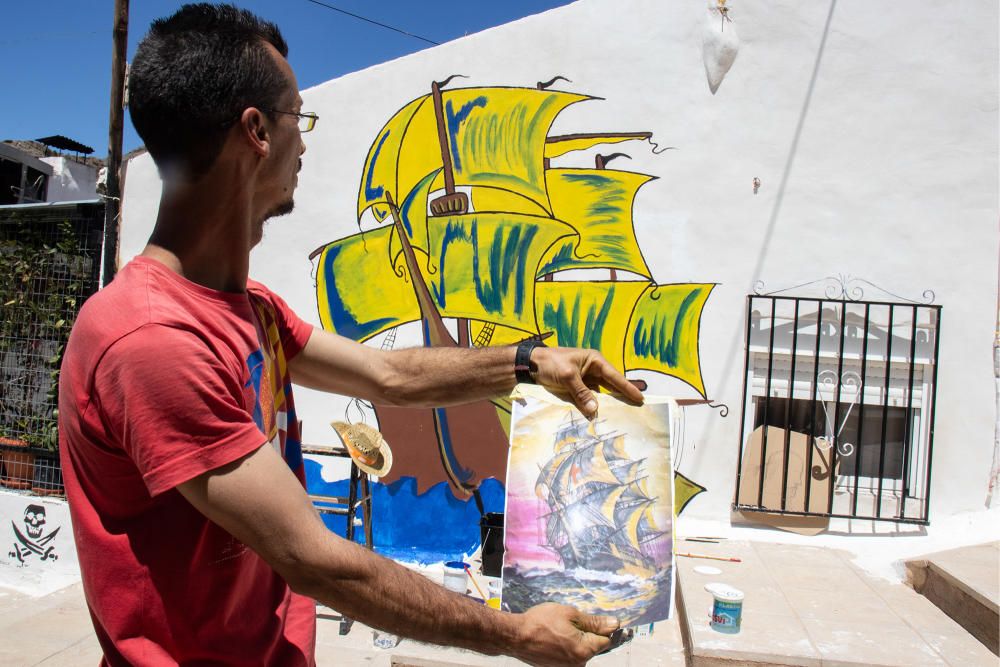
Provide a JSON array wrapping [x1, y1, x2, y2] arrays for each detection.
[[128, 3, 289, 176]]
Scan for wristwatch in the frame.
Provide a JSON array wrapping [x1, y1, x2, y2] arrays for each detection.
[[514, 339, 546, 384]]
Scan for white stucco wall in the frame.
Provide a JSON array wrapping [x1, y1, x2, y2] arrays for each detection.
[[120, 0, 998, 524], [40, 157, 99, 202]]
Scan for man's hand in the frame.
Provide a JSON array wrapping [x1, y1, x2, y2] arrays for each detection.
[[511, 603, 619, 667], [531, 347, 644, 419]]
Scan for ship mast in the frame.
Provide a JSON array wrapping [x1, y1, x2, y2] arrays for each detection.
[[385, 192, 455, 347], [429, 77, 470, 218], [428, 76, 474, 346], [536, 77, 566, 283]]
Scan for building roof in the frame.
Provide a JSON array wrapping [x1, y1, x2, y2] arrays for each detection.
[[35, 135, 94, 155], [3, 140, 104, 168]]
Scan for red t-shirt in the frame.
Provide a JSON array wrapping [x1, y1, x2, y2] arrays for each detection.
[[58, 257, 317, 666]]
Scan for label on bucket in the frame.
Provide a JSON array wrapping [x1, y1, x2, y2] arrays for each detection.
[[711, 598, 742, 632], [706, 583, 743, 633]]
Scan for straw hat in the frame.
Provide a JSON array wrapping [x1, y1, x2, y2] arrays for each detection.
[[330, 421, 393, 477]]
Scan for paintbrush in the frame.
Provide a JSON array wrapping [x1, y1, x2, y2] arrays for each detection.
[[462, 564, 489, 600], [676, 552, 741, 563], [682, 535, 726, 540]]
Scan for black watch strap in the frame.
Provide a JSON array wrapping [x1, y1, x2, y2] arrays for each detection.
[[514, 339, 546, 384]]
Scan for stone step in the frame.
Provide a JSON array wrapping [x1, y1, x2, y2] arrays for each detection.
[[905, 541, 999, 656], [675, 539, 997, 666]]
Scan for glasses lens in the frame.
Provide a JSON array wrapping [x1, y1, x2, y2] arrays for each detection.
[[299, 114, 317, 133]]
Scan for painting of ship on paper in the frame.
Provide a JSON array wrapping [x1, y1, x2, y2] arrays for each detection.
[[503, 389, 674, 625]]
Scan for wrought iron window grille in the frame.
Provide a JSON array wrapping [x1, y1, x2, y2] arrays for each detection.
[[733, 276, 940, 525]]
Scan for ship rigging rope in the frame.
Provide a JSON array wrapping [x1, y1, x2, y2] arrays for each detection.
[[304, 0, 440, 45]]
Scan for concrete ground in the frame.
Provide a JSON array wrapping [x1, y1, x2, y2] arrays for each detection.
[[0, 583, 686, 666], [0, 584, 102, 666], [315, 608, 686, 666], [675, 539, 998, 666], [3, 539, 996, 666]]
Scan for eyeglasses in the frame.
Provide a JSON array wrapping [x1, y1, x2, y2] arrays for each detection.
[[265, 109, 319, 133]]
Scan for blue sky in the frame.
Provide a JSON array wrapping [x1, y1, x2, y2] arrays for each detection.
[[1, 1, 574, 155]]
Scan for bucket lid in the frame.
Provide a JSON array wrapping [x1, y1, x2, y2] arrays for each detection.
[[705, 583, 744, 602]]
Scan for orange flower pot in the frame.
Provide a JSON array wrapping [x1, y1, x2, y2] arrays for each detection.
[[0, 437, 34, 490]]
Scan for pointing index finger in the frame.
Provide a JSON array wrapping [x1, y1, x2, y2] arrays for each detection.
[[594, 359, 644, 405]]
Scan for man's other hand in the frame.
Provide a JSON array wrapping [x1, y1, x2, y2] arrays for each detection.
[[512, 603, 619, 667], [531, 347, 644, 419]]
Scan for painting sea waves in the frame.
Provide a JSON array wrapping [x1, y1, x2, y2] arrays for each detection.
[[503, 388, 675, 625]]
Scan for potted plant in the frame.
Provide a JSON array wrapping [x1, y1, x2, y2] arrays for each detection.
[[0, 436, 33, 490], [0, 216, 89, 496], [30, 416, 62, 495]]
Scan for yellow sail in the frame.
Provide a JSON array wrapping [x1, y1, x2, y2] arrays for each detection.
[[389, 168, 440, 271], [624, 499, 654, 549], [675, 471, 706, 515], [358, 94, 432, 220], [315, 226, 422, 342], [426, 213, 574, 333], [535, 281, 649, 371], [538, 169, 653, 278], [640, 503, 661, 535], [599, 485, 629, 526], [625, 283, 714, 396], [536, 447, 575, 498], [446, 88, 588, 211], [359, 88, 588, 221], [544, 132, 652, 159], [605, 434, 630, 462], [613, 459, 643, 486], [580, 441, 622, 488]]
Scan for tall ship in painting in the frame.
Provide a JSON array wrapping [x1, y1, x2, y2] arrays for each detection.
[[534, 413, 669, 576], [311, 75, 713, 499]]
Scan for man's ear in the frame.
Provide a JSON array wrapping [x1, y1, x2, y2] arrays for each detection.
[[240, 107, 270, 158]]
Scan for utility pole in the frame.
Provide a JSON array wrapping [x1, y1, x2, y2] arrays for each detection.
[[102, 0, 128, 286]]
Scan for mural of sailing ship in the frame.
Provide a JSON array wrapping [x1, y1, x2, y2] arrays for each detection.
[[311, 75, 714, 512], [502, 392, 674, 625]]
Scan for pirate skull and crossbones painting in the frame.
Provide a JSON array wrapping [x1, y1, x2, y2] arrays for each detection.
[[8, 503, 60, 564]]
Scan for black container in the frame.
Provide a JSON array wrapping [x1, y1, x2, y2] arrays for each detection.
[[479, 512, 504, 577]]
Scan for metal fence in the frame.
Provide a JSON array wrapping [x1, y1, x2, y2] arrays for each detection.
[[0, 202, 105, 494], [734, 285, 940, 525]]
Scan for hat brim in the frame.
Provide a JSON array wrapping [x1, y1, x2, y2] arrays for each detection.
[[330, 421, 393, 477]]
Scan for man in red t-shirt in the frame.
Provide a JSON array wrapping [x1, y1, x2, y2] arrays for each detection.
[[59, 4, 644, 666]]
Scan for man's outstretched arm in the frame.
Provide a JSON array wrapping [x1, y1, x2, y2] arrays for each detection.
[[288, 329, 643, 419], [177, 443, 617, 667]]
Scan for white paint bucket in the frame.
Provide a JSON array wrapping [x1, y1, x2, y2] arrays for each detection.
[[706, 583, 744, 633], [443, 561, 468, 594]]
